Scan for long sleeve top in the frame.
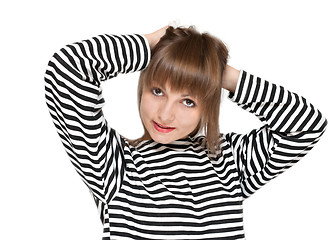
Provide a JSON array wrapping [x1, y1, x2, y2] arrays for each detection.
[[44, 33, 327, 240]]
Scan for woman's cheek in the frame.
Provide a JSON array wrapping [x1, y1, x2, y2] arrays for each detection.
[[140, 94, 157, 119]]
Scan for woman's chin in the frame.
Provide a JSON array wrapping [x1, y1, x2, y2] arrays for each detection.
[[149, 133, 175, 144], [152, 137, 172, 144]]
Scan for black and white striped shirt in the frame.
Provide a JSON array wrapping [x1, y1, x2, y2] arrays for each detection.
[[44, 33, 327, 240]]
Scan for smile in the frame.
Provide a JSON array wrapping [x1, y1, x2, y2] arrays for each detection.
[[153, 121, 176, 133]]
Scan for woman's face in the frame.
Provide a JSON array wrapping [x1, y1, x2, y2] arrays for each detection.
[[140, 84, 202, 144]]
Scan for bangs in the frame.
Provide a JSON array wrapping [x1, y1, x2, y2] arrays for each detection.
[[141, 30, 224, 101]]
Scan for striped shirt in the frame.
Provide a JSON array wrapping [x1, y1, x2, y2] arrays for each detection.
[[44, 33, 327, 240]]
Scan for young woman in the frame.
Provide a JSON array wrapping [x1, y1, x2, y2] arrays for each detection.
[[45, 26, 327, 239]]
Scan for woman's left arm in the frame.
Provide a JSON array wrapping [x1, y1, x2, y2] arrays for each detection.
[[224, 68, 328, 199]]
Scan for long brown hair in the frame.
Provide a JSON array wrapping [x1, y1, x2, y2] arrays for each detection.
[[136, 26, 228, 153]]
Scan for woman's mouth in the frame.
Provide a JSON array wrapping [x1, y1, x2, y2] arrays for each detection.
[[153, 121, 176, 133]]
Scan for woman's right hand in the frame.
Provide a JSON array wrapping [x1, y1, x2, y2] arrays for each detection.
[[144, 26, 168, 49]]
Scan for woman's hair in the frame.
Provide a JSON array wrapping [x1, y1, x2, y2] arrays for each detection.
[[136, 26, 228, 153]]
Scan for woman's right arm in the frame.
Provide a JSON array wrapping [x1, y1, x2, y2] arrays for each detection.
[[44, 33, 150, 203]]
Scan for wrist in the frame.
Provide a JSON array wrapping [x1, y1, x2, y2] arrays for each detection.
[[143, 33, 154, 48], [222, 65, 240, 93]]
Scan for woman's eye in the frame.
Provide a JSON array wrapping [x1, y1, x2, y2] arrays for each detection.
[[183, 99, 195, 108], [152, 88, 163, 96]]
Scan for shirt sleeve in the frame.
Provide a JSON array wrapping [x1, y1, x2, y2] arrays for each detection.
[[44, 34, 150, 203], [225, 70, 328, 199]]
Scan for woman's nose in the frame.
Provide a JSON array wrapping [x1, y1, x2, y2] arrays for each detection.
[[158, 101, 175, 124]]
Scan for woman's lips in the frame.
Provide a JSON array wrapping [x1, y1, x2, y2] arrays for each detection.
[[153, 121, 176, 133]]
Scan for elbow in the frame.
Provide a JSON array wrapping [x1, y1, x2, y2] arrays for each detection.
[[321, 116, 328, 134], [315, 110, 328, 137]]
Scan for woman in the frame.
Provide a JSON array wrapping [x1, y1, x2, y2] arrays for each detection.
[[44, 26, 327, 239]]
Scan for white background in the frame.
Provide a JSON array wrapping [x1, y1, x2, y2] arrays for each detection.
[[1, 0, 330, 239]]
